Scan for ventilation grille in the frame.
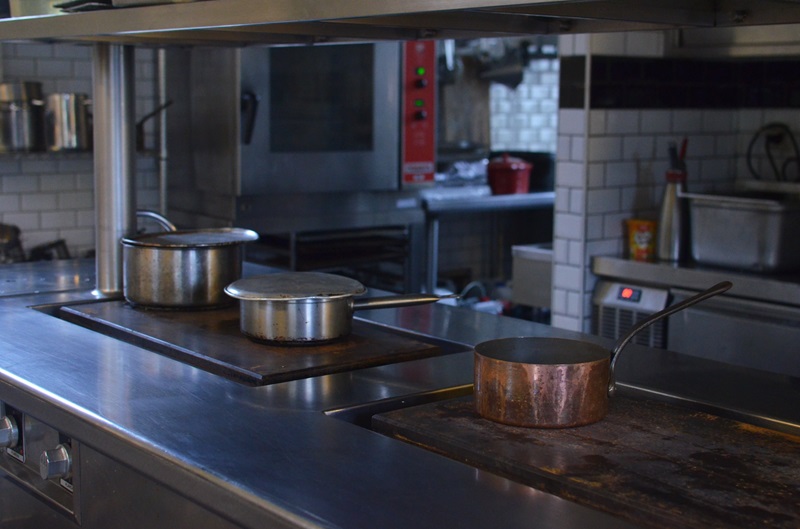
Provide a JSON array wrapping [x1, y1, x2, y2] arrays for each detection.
[[592, 304, 666, 349]]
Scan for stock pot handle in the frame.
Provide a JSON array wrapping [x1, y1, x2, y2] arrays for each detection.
[[136, 210, 177, 232]]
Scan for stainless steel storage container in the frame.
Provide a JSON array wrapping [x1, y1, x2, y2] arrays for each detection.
[[0, 82, 45, 153], [9, 0, 61, 17], [686, 192, 800, 272], [45, 93, 91, 151]]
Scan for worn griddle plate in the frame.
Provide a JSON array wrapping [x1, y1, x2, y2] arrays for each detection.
[[373, 395, 800, 529]]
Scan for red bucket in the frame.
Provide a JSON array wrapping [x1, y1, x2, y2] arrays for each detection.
[[488, 153, 532, 195]]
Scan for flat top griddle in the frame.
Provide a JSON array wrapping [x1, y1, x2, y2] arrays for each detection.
[[373, 395, 800, 529], [60, 301, 445, 386]]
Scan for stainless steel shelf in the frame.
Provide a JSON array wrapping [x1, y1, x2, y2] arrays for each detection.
[[3, 0, 800, 46], [592, 255, 800, 308]]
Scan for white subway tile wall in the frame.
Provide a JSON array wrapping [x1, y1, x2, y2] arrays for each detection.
[[489, 58, 559, 153], [555, 105, 740, 331], [554, 102, 800, 331], [0, 42, 160, 259]]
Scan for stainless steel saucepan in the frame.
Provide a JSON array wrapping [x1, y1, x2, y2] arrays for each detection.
[[225, 272, 455, 344]]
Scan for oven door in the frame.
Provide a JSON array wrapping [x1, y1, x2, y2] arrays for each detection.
[[667, 287, 800, 378], [0, 477, 77, 528], [240, 42, 402, 194]]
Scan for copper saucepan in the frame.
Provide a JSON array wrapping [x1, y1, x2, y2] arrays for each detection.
[[225, 272, 456, 344], [474, 281, 732, 428]]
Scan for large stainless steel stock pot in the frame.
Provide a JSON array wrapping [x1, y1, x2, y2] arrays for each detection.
[[122, 220, 258, 309]]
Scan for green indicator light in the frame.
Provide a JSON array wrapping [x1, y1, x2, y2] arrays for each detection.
[[414, 99, 425, 107], [416, 66, 426, 76]]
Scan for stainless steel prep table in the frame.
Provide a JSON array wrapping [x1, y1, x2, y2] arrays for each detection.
[[0, 260, 798, 528], [422, 190, 555, 292]]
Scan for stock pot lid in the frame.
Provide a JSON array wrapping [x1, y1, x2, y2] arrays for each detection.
[[225, 272, 366, 301], [121, 228, 258, 248]]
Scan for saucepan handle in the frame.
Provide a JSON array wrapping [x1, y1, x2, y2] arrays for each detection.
[[352, 293, 458, 311]]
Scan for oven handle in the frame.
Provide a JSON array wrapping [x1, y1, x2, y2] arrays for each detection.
[[241, 91, 259, 145]]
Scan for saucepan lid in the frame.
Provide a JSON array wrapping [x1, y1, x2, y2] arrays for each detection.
[[225, 272, 367, 302]]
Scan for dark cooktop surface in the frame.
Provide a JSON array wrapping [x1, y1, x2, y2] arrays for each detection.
[[61, 301, 452, 386], [373, 395, 800, 529]]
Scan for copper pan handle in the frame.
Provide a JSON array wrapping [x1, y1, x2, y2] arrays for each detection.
[[607, 280, 732, 396]]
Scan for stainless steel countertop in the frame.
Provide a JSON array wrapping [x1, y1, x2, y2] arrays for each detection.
[[1, 260, 798, 528], [0, 259, 96, 297]]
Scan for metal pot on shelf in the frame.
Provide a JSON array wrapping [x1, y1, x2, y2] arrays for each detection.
[[44, 92, 92, 152], [0, 81, 45, 153]]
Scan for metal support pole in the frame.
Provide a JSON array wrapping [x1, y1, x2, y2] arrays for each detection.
[[93, 43, 136, 295], [407, 222, 425, 293], [426, 216, 440, 293], [157, 48, 169, 216]]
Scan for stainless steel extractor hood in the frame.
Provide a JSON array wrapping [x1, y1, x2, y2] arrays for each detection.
[[4, 0, 800, 47], [668, 24, 800, 57]]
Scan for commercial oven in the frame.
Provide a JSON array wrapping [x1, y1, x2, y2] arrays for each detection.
[[165, 40, 437, 221], [163, 41, 436, 291]]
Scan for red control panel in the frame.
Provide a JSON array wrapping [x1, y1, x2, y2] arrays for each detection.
[[401, 40, 436, 187]]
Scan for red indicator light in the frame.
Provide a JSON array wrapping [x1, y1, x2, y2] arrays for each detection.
[[617, 286, 642, 302], [620, 287, 635, 300]]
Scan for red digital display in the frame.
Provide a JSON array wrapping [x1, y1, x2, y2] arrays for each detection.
[[618, 286, 642, 302], [621, 287, 634, 299]]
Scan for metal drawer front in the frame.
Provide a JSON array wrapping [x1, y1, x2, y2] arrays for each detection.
[[667, 288, 800, 377]]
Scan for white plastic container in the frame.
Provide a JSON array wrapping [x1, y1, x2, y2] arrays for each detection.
[[511, 243, 552, 308]]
